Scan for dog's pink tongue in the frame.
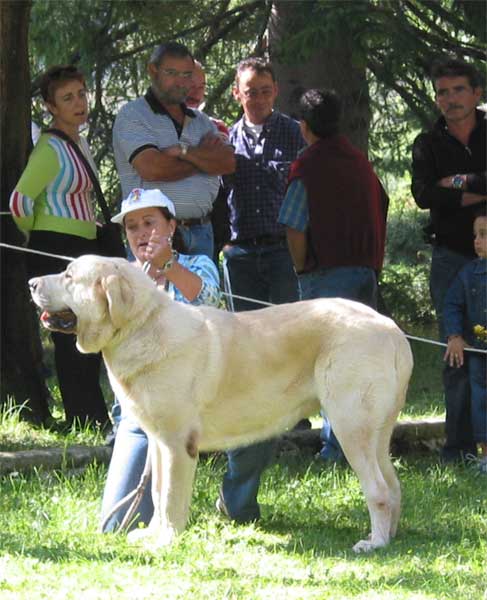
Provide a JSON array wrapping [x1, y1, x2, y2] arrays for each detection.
[[40, 310, 50, 322]]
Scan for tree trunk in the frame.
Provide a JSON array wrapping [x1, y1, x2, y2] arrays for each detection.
[[0, 0, 53, 423], [268, 0, 370, 153]]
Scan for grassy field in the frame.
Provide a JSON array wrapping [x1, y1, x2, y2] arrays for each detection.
[[1, 452, 485, 599]]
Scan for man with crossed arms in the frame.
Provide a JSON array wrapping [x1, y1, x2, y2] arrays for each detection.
[[113, 42, 235, 259]]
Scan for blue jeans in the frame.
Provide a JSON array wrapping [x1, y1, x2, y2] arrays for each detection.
[[470, 355, 487, 443], [221, 241, 298, 520], [430, 246, 476, 458], [298, 266, 378, 462], [179, 222, 214, 261], [221, 440, 276, 522], [222, 241, 299, 310], [100, 411, 153, 532]]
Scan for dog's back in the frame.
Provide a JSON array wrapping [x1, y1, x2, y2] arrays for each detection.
[[196, 298, 412, 451]]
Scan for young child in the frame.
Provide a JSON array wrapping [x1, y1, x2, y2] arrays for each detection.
[[444, 211, 487, 473]]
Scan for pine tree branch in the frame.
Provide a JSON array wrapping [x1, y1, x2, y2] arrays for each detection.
[[105, 0, 264, 65], [367, 55, 434, 128], [403, 0, 486, 59]]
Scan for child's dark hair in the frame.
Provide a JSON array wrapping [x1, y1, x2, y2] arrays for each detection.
[[299, 88, 342, 139]]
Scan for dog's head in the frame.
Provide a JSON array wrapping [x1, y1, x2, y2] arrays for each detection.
[[29, 255, 156, 354]]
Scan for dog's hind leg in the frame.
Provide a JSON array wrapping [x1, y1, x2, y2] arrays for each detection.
[[376, 374, 410, 539], [376, 415, 401, 539], [327, 400, 393, 553]]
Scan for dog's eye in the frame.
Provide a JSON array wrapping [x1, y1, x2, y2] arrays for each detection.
[[64, 271, 72, 280]]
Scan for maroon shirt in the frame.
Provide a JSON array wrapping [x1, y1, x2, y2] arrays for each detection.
[[288, 134, 387, 273]]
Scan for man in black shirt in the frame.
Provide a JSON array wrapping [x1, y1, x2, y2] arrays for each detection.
[[412, 57, 486, 463]]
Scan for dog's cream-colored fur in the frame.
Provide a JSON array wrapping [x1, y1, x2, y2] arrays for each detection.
[[30, 255, 413, 552]]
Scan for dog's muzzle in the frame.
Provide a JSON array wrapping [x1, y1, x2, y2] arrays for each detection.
[[29, 277, 77, 334], [40, 309, 77, 334]]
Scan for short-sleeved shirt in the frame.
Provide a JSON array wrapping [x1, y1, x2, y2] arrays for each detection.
[[278, 178, 309, 232], [169, 253, 221, 307], [113, 89, 220, 219]]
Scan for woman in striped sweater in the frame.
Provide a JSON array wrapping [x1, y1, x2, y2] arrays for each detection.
[[9, 65, 109, 429]]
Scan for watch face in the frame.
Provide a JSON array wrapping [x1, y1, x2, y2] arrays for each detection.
[[452, 175, 464, 189]]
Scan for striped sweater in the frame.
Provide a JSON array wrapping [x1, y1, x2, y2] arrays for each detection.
[[9, 133, 98, 240]]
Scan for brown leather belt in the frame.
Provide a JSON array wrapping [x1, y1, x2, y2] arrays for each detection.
[[177, 215, 211, 227]]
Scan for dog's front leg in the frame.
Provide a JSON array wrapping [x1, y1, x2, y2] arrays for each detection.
[[154, 434, 198, 547], [127, 436, 163, 545]]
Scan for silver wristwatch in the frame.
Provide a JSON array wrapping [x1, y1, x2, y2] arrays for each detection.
[[451, 174, 464, 189]]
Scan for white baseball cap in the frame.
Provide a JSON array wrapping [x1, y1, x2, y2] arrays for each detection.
[[111, 188, 176, 224]]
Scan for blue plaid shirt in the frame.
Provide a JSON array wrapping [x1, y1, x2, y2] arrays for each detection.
[[225, 111, 305, 241]]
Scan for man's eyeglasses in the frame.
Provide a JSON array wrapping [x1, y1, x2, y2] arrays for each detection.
[[239, 87, 275, 100], [160, 68, 193, 80]]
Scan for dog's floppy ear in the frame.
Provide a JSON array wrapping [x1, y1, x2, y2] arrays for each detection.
[[100, 273, 134, 329]]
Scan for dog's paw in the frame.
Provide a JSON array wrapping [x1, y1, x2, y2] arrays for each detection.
[[126, 526, 177, 549], [352, 535, 387, 553], [127, 526, 157, 545], [155, 528, 177, 548]]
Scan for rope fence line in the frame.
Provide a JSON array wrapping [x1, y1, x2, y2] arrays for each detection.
[[0, 241, 74, 262], [1, 241, 486, 355]]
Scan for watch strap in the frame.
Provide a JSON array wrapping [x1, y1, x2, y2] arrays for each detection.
[[155, 250, 179, 275]]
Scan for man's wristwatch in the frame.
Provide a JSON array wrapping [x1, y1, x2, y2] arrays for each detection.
[[179, 141, 189, 156], [155, 250, 179, 275], [451, 174, 464, 189]]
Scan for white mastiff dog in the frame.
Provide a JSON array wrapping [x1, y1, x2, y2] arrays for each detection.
[[30, 255, 413, 552]]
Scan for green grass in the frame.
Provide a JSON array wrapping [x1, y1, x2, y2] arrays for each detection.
[[0, 453, 485, 599], [0, 399, 106, 452]]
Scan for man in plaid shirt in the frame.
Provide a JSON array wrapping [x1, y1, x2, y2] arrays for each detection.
[[217, 57, 305, 525], [223, 57, 305, 311]]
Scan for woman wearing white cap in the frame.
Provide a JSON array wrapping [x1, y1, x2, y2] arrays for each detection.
[[101, 187, 221, 532]]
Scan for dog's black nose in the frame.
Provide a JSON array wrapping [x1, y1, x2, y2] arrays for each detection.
[[28, 277, 39, 292]]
